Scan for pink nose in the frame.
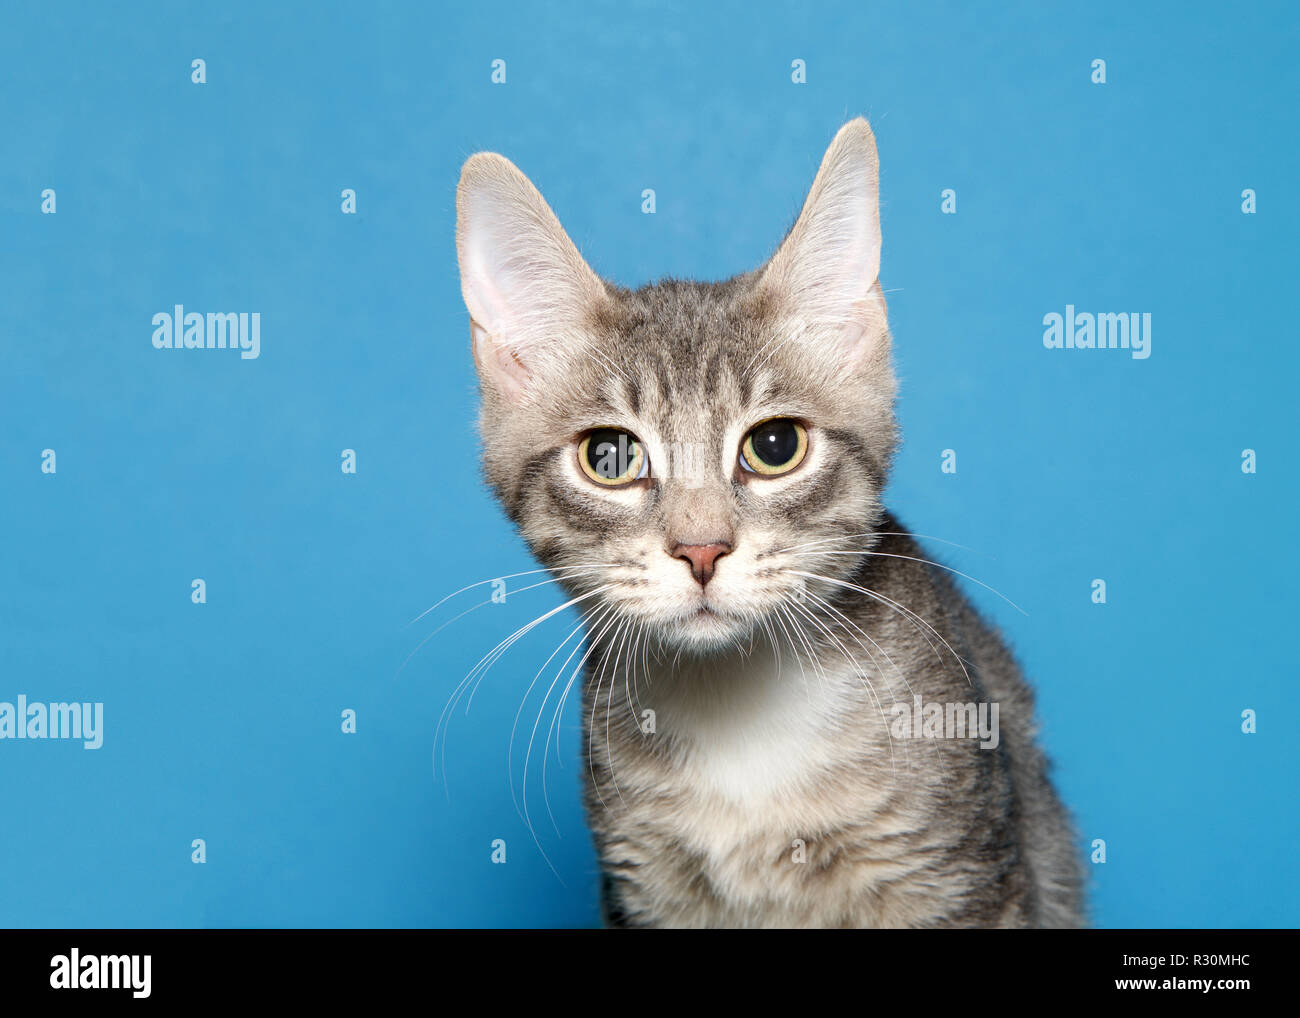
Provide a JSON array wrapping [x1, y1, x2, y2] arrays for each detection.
[[671, 542, 732, 587]]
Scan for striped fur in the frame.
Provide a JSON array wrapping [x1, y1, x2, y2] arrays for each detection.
[[455, 120, 1085, 927]]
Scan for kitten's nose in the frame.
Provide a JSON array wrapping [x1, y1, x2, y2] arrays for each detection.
[[670, 541, 732, 587]]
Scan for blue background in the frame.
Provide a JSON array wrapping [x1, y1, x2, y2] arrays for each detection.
[[1, 0, 1295, 928]]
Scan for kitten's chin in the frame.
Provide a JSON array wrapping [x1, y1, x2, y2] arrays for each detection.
[[657, 606, 755, 655]]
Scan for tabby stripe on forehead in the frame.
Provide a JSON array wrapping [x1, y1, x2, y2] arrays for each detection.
[[650, 353, 673, 405], [588, 392, 620, 417], [622, 374, 641, 416], [703, 349, 722, 392], [736, 364, 753, 406]]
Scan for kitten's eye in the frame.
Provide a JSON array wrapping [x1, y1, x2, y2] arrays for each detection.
[[578, 428, 648, 486], [740, 418, 808, 476]]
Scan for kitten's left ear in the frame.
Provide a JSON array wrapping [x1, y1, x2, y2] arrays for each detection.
[[754, 118, 886, 368]]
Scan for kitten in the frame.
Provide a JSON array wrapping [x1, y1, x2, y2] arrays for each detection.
[[454, 119, 1085, 928]]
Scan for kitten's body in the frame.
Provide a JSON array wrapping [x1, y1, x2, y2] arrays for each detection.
[[586, 519, 1081, 928], [455, 120, 1085, 928]]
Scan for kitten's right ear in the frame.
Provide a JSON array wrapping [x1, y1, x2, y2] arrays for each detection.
[[456, 152, 608, 401]]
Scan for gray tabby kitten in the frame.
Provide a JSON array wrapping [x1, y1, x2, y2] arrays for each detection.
[[454, 119, 1085, 928]]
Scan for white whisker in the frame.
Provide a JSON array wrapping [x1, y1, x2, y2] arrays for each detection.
[[793, 571, 974, 688], [409, 564, 616, 627], [808, 552, 1026, 615]]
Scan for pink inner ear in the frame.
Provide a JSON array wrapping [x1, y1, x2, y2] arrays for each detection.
[[472, 321, 531, 400], [837, 319, 869, 362]]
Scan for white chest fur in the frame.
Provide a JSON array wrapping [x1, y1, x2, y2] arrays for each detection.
[[600, 646, 910, 926], [649, 650, 857, 804]]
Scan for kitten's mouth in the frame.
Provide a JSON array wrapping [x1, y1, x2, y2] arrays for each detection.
[[656, 599, 753, 651]]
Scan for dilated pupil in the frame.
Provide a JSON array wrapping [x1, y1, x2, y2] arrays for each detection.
[[588, 429, 634, 479], [752, 421, 799, 466]]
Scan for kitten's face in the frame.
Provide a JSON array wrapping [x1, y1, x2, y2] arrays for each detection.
[[456, 120, 895, 653]]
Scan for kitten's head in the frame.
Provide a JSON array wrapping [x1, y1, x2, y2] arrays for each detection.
[[455, 119, 896, 653]]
